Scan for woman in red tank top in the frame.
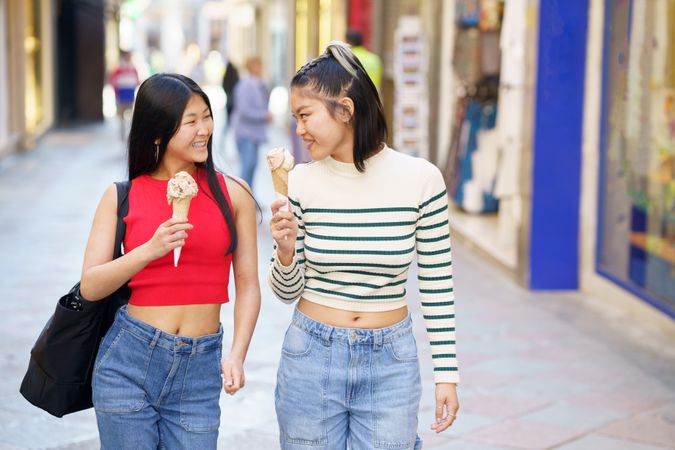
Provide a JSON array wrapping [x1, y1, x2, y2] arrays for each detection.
[[80, 74, 260, 449]]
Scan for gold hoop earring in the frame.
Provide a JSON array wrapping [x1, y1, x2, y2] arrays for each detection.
[[155, 143, 159, 162]]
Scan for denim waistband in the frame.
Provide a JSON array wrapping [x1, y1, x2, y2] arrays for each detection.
[[114, 305, 223, 354], [291, 307, 413, 347]]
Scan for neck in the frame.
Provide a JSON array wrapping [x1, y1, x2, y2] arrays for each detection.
[[152, 161, 197, 180], [330, 129, 355, 163]]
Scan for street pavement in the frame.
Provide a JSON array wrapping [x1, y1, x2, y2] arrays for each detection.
[[1, 118, 674, 450]]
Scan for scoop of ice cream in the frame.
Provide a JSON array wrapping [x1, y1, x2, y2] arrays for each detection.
[[266, 147, 295, 172], [166, 171, 198, 204]]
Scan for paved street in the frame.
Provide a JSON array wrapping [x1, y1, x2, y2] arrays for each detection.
[[1, 119, 674, 449]]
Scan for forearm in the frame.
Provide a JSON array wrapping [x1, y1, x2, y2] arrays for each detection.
[[228, 286, 261, 361], [268, 249, 304, 304], [80, 243, 153, 300]]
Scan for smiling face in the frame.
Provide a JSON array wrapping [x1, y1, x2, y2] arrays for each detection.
[[163, 94, 213, 168], [291, 87, 354, 163]]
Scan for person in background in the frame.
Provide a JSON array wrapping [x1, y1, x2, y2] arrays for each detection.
[[231, 56, 272, 190], [346, 29, 383, 92], [222, 59, 240, 129], [269, 41, 459, 449], [109, 51, 140, 140], [289, 117, 310, 164], [82, 73, 260, 449]]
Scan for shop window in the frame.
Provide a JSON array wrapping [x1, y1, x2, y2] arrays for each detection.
[[598, 0, 675, 312], [25, 0, 43, 132], [0, 1, 9, 145], [444, 0, 521, 269], [446, 0, 504, 214]]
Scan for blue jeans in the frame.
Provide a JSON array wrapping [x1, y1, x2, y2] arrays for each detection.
[[275, 308, 423, 449], [236, 137, 259, 188], [93, 306, 223, 450]]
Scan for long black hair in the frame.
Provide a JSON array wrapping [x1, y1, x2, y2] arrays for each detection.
[[127, 73, 238, 253], [291, 41, 387, 172]]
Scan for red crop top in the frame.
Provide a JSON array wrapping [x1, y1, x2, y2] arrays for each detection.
[[124, 170, 233, 306]]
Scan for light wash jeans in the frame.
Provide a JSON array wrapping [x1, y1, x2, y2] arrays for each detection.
[[236, 137, 259, 189], [93, 306, 223, 450], [275, 308, 423, 449]]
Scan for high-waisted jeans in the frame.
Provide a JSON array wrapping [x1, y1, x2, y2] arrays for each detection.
[[93, 306, 223, 449], [275, 308, 423, 449]]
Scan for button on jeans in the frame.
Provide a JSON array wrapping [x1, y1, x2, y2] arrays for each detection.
[[275, 308, 423, 449], [93, 306, 223, 449]]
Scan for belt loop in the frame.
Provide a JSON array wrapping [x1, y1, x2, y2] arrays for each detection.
[[321, 326, 333, 346], [374, 329, 383, 351], [149, 329, 161, 349]]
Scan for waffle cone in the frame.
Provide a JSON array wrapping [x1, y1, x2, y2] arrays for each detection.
[[271, 168, 289, 196], [172, 197, 192, 219]]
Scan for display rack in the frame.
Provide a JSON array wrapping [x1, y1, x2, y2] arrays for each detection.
[[393, 16, 428, 159]]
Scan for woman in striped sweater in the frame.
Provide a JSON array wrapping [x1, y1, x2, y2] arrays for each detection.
[[269, 41, 459, 449]]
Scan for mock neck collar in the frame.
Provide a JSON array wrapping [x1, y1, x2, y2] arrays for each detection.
[[324, 145, 391, 177]]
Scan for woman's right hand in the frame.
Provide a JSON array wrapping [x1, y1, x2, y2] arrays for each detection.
[[269, 199, 297, 264], [143, 217, 194, 261]]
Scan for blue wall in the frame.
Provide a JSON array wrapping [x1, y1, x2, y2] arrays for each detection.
[[529, 0, 589, 289]]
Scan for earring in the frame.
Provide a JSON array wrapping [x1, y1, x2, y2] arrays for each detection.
[[154, 143, 159, 162]]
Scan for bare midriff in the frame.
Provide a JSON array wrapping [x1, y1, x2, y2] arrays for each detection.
[[127, 303, 222, 337], [297, 298, 408, 329]]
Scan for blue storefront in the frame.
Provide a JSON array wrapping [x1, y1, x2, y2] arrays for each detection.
[[595, 0, 675, 318], [445, 0, 674, 321], [530, 0, 674, 318]]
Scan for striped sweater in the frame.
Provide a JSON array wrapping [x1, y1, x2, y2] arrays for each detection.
[[269, 146, 458, 383]]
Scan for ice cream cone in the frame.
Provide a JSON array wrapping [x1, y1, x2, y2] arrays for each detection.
[[267, 148, 294, 223], [266, 147, 294, 199], [172, 197, 192, 219], [166, 171, 198, 268], [171, 197, 192, 267], [271, 168, 289, 197]]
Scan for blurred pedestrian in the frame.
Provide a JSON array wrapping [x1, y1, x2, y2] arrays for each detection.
[[268, 41, 459, 449], [222, 59, 240, 128], [80, 73, 260, 449], [109, 51, 140, 140], [231, 56, 272, 189], [346, 29, 383, 92], [289, 117, 310, 164]]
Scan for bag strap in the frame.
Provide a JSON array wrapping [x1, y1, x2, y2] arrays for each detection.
[[113, 181, 131, 259]]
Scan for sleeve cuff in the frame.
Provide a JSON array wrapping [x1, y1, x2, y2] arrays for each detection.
[[273, 249, 297, 273], [434, 371, 460, 384]]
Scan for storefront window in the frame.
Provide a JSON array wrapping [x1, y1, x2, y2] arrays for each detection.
[[598, 0, 675, 313], [0, 1, 9, 146], [25, 0, 43, 132], [295, 0, 310, 69]]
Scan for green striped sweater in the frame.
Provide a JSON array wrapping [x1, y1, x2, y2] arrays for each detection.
[[269, 146, 458, 383]]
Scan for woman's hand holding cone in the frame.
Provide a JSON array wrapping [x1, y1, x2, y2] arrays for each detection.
[[270, 199, 297, 264], [142, 217, 193, 261]]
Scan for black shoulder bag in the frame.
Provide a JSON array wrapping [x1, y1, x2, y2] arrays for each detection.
[[20, 181, 132, 417]]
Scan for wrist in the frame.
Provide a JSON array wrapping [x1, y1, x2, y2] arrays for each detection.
[[276, 248, 295, 267], [226, 351, 245, 362], [136, 242, 157, 264]]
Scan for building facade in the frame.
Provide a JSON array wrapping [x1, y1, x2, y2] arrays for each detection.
[[1, 0, 107, 158], [0, 0, 56, 157], [349, 0, 674, 324]]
